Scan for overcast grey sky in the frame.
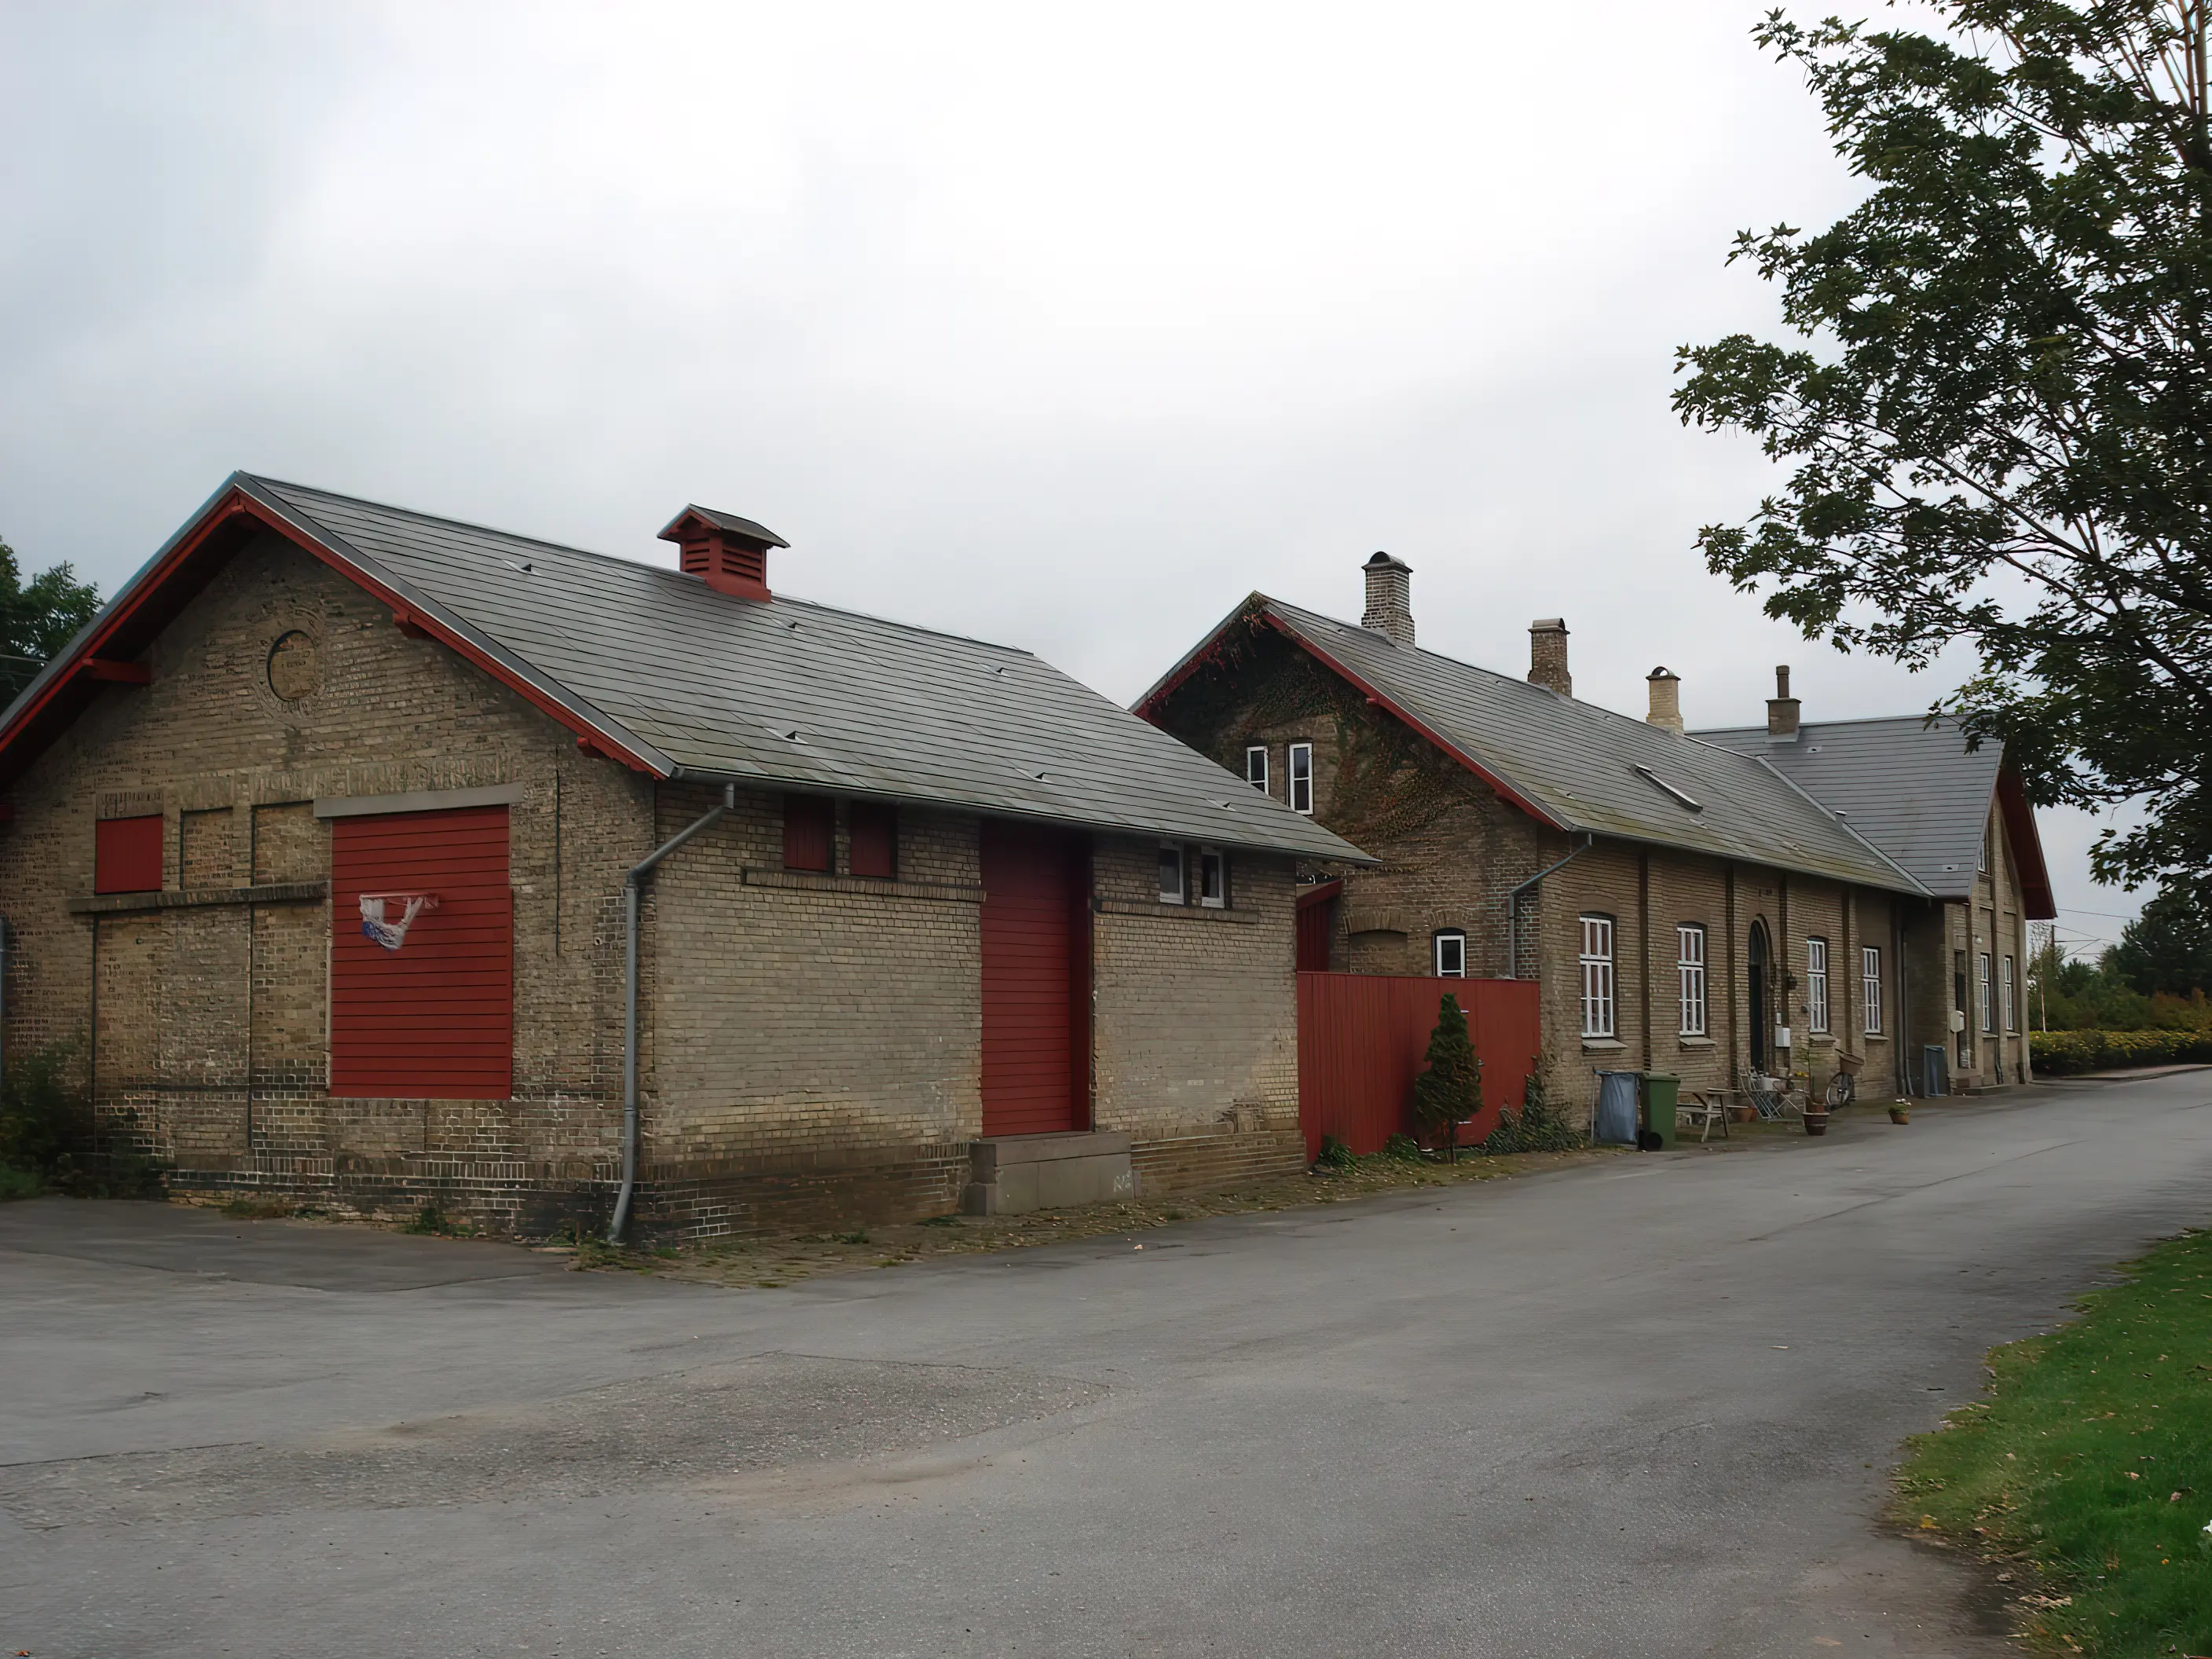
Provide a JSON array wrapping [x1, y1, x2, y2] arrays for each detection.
[[0, 0, 2140, 946]]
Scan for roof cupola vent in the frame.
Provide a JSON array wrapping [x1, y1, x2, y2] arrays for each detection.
[[658, 505, 789, 602], [1528, 617, 1571, 697], [1646, 665, 1683, 733], [1360, 551, 1415, 647], [1767, 664, 1802, 742]]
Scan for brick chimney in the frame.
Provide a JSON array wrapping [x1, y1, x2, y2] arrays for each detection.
[[1528, 618, 1571, 696], [1767, 665, 1801, 741], [1361, 552, 1415, 647], [658, 505, 790, 602], [1646, 666, 1683, 732]]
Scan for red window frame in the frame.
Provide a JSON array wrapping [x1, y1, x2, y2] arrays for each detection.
[[95, 815, 163, 894]]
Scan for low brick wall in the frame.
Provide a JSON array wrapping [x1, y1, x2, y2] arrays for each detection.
[[1131, 1126, 1306, 1198]]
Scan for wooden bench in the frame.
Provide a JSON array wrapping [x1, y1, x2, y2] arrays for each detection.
[[1675, 1089, 1729, 1142]]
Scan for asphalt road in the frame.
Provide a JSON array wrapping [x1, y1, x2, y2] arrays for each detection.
[[5, 1075, 2209, 1658]]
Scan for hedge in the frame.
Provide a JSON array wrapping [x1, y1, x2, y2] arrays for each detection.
[[2029, 1027, 2212, 1076]]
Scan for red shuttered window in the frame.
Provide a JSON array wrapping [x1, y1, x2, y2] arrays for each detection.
[[848, 802, 897, 879], [95, 815, 163, 894], [783, 794, 833, 872], [331, 805, 512, 1100]]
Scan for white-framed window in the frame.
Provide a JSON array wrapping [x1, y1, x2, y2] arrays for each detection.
[[1806, 937, 1829, 1033], [1862, 946, 1883, 1035], [1434, 930, 1466, 977], [1244, 745, 1269, 793], [1198, 848, 1226, 909], [1288, 742, 1314, 815], [1676, 924, 1707, 1036], [2001, 953, 2017, 1031], [1157, 843, 1185, 905], [1580, 914, 1616, 1038], [1978, 951, 1995, 1032]]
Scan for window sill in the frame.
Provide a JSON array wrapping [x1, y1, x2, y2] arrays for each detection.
[[1862, 1033, 1889, 1044], [1096, 897, 1256, 924], [1676, 1035, 1714, 1048], [1580, 1037, 1626, 1053], [1807, 1033, 1837, 1046], [742, 867, 984, 904], [68, 881, 328, 916]]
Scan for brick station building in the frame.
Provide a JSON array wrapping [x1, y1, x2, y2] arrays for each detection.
[[0, 475, 1364, 1238], [1138, 554, 2055, 1115]]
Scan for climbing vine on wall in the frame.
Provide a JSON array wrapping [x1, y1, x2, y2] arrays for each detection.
[[1152, 604, 1481, 853]]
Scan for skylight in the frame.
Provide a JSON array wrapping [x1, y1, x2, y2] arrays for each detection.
[[1634, 764, 1702, 812]]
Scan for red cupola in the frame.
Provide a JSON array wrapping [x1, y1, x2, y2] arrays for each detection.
[[657, 505, 790, 602]]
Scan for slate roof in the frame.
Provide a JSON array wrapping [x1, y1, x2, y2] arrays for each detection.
[[1141, 597, 1928, 894], [1693, 716, 2004, 900], [0, 474, 1369, 864]]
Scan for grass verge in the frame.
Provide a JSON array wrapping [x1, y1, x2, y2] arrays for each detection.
[[1892, 1228, 2212, 1656], [569, 1144, 1624, 1290]]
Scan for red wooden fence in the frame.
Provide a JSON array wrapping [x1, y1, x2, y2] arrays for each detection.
[[1296, 972, 1541, 1159]]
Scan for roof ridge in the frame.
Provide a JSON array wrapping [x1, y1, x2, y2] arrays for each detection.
[[249, 474, 1038, 659], [1266, 595, 1871, 794], [1691, 712, 1959, 738]]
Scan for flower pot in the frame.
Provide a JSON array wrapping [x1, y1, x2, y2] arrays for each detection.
[[1802, 1110, 1830, 1137], [1888, 1105, 1911, 1125], [1727, 1105, 1759, 1124]]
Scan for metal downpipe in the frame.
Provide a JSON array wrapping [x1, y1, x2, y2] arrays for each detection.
[[608, 785, 735, 1244]]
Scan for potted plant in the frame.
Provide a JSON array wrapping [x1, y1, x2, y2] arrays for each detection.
[[1888, 1101, 1911, 1125]]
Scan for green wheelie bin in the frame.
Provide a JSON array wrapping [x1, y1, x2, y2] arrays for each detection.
[[1638, 1072, 1680, 1150]]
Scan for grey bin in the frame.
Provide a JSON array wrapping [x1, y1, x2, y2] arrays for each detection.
[[1593, 1071, 1639, 1146]]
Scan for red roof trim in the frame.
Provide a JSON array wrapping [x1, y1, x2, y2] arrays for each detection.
[[0, 484, 664, 784], [1296, 877, 1343, 910], [1996, 764, 2057, 921], [1254, 613, 1569, 831]]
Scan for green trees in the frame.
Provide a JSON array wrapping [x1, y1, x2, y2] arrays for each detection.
[[0, 534, 101, 703], [1675, 3, 2212, 903], [1411, 994, 1482, 1162], [2107, 888, 2212, 994]]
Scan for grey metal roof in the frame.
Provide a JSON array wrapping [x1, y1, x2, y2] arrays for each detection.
[[225, 477, 1368, 862], [1172, 598, 1925, 893], [1693, 717, 2001, 899]]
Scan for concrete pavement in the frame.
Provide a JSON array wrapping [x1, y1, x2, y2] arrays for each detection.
[[4, 1074, 2209, 1657]]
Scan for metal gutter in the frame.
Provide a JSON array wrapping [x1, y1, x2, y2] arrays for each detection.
[[1505, 833, 1595, 978], [608, 783, 738, 1244]]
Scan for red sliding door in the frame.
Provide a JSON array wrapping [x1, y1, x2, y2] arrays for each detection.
[[979, 820, 1090, 1137]]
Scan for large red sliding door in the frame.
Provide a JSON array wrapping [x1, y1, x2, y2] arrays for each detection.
[[980, 821, 1090, 1137], [330, 805, 513, 1099]]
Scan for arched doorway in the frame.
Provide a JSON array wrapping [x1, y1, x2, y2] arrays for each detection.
[[1748, 921, 1772, 1074]]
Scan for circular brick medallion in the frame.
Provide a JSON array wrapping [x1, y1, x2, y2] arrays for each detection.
[[266, 629, 323, 703]]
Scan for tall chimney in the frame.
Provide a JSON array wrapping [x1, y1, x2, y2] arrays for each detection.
[[1528, 618, 1571, 696], [658, 505, 790, 602], [1646, 666, 1683, 733], [1360, 552, 1415, 647], [1767, 664, 1801, 741]]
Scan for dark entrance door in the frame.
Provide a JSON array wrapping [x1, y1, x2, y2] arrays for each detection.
[[1749, 922, 1771, 1073], [980, 821, 1090, 1137]]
